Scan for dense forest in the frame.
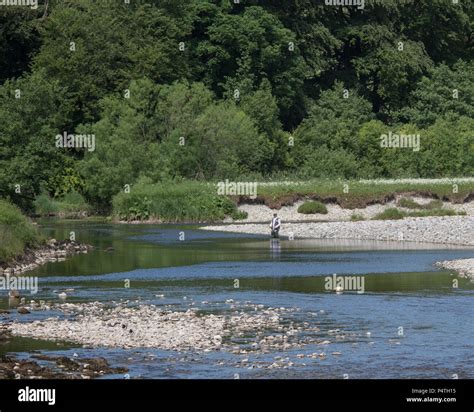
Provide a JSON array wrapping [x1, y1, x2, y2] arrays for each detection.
[[0, 0, 473, 213]]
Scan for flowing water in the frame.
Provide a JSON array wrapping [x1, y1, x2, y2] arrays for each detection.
[[1, 221, 473, 379]]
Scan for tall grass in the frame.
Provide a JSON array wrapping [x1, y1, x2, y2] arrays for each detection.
[[112, 181, 245, 222], [34, 191, 91, 217], [0, 199, 42, 264]]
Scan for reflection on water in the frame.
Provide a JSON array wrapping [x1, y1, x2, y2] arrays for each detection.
[[0, 220, 473, 379]]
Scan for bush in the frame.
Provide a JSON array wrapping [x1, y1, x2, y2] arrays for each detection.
[[56, 191, 91, 215], [373, 208, 406, 220], [397, 198, 443, 209], [373, 207, 461, 220], [112, 180, 242, 222], [231, 210, 248, 220], [0, 199, 42, 263], [407, 209, 458, 217], [34, 193, 59, 216], [34, 190, 91, 217], [350, 214, 365, 221], [297, 201, 328, 214]]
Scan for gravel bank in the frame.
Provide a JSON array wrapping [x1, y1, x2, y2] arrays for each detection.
[[203, 216, 474, 247], [236, 198, 474, 223], [7, 302, 315, 352], [436, 258, 474, 280], [0, 239, 93, 276]]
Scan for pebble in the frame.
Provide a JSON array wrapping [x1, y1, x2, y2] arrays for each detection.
[[203, 216, 474, 247]]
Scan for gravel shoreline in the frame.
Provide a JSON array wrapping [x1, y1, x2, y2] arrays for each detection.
[[435, 258, 474, 281], [0, 239, 93, 276], [235, 197, 474, 223], [203, 216, 474, 247]]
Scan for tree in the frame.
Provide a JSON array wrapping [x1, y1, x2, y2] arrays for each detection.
[[33, 0, 191, 125], [0, 6, 42, 83], [191, 5, 309, 129], [0, 71, 71, 210], [397, 60, 474, 128]]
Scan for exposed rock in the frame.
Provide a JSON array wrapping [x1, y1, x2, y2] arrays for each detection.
[[7, 301, 322, 352], [0, 354, 127, 380], [436, 258, 474, 281], [0, 240, 94, 276]]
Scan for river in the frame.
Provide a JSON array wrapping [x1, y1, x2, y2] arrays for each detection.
[[1, 220, 473, 379]]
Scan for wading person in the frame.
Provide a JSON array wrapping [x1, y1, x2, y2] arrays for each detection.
[[270, 213, 281, 238]]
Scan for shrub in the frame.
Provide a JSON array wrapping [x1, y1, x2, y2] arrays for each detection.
[[34, 190, 91, 217], [407, 209, 458, 217], [34, 193, 59, 216], [374, 207, 461, 220], [56, 190, 91, 215], [231, 210, 248, 220], [112, 180, 241, 222], [397, 197, 443, 209], [0, 199, 42, 263], [373, 208, 406, 220], [350, 213, 365, 221], [297, 201, 328, 214]]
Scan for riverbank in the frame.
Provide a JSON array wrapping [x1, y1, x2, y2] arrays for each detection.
[[202, 215, 474, 247], [436, 258, 474, 281], [0, 239, 93, 276], [0, 325, 127, 380], [105, 178, 474, 223], [235, 197, 474, 223]]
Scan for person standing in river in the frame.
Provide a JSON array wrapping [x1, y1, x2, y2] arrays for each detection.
[[270, 213, 281, 238]]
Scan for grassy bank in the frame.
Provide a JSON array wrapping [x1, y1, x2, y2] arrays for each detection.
[[111, 178, 473, 222], [112, 180, 246, 222], [250, 178, 474, 208], [0, 199, 43, 264]]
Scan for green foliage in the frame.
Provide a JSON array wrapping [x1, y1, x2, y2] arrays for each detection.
[[257, 179, 473, 208], [350, 214, 365, 222], [112, 180, 241, 222], [0, 0, 472, 214], [34, 193, 59, 216], [294, 83, 374, 155], [373, 207, 461, 220], [0, 199, 42, 263], [397, 198, 443, 210], [398, 61, 474, 127], [230, 209, 249, 221], [0, 6, 42, 82], [56, 191, 91, 216], [192, 5, 309, 126], [298, 146, 359, 179], [373, 208, 407, 220], [33, 0, 191, 123], [297, 201, 328, 215], [0, 71, 71, 211], [34, 190, 91, 217]]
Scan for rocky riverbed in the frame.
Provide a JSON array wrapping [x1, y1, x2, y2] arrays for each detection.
[[203, 216, 474, 247], [6, 301, 333, 353], [0, 239, 93, 276]]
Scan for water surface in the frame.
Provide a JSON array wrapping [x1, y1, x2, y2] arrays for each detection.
[[1, 221, 473, 379]]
